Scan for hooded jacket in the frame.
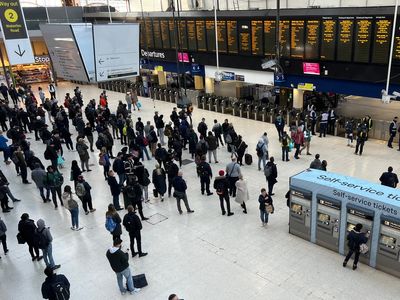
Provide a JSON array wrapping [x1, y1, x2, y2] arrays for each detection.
[[37, 219, 53, 244], [106, 246, 129, 273], [62, 192, 79, 210]]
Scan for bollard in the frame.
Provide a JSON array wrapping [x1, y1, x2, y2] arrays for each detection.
[[254, 106, 258, 120], [239, 104, 244, 118], [246, 105, 251, 119], [270, 109, 274, 123], [334, 120, 339, 136]]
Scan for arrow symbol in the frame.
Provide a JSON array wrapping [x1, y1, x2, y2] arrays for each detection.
[[99, 71, 104, 77], [14, 45, 25, 57], [98, 58, 104, 65]]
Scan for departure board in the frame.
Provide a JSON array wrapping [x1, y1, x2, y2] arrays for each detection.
[[264, 20, 276, 56], [227, 20, 238, 54], [320, 17, 336, 60], [169, 20, 176, 48], [337, 17, 354, 62], [153, 19, 162, 49], [217, 20, 227, 53], [394, 25, 400, 61], [178, 20, 188, 50], [206, 20, 216, 52], [279, 20, 290, 57], [145, 19, 154, 48], [291, 20, 305, 59], [238, 20, 251, 55], [196, 20, 207, 51], [160, 19, 170, 49], [139, 20, 145, 47], [187, 20, 197, 51], [305, 20, 320, 60], [353, 17, 373, 63], [372, 16, 392, 64], [251, 20, 263, 56]]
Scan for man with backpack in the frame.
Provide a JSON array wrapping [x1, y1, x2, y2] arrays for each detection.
[[123, 205, 148, 258], [264, 157, 278, 196], [256, 134, 268, 171], [75, 175, 96, 215], [36, 219, 60, 270], [41, 267, 70, 300], [197, 156, 213, 196], [43, 166, 64, 208], [213, 170, 234, 216]]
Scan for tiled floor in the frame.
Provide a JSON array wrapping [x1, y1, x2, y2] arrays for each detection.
[[1, 82, 400, 300]]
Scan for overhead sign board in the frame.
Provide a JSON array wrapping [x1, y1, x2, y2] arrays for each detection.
[[297, 82, 315, 91], [40, 23, 91, 82], [93, 24, 139, 82], [0, 0, 34, 65]]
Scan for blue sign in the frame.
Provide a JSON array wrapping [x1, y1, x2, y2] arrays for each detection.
[[222, 71, 235, 81], [274, 73, 285, 83]]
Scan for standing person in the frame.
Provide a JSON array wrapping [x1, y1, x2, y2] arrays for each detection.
[[125, 92, 132, 112], [165, 159, 179, 198], [18, 213, 42, 261], [321, 160, 328, 171], [212, 119, 224, 147], [152, 163, 167, 201], [345, 119, 354, 147], [172, 171, 194, 215], [205, 131, 218, 163], [62, 185, 82, 231], [44, 166, 64, 208], [108, 170, 123, 210], [309, 107, 317, 135], [274, 113, 285, 141], [355, 124, 367, 156], [38, 87, 46, 104], [131, 89, 140, 111], [300, 126, 312, 155], [105, 204, 122, 241], [291, 127, 304, 159], [343, 223, 369, 270], [328, 108, 337, 134], [99, 147, 111, 180], [155, 114, 165, 145], [123, 205, 148, 258], [388, 116, 397, 148], [148, 125, 158, 156], [106, 238, 141, 295], [84, 123, 94, 152], [225, 156, 241, 197], [75, 175, 96, 215], [41, 267, 70, 300], [76, 138, 91, 172], [154, 143, 168, 169], [235, 135, 248, 166], [31, 163, 48, 203], [319, 110, 329, 138], [197, 117, 208, 138], [0, 216, 8, 258], [281, 131, 290, 162], [113, 152, 126, 185], [0, 82, 8, 101], [264, 157, 278, 195], [124, 176, 148, 220], [256, 136, 268, 171], [13, 146, 31, 184], [70, 160, 82, 189], [48, 83, 56, 99], [214, 170, 234, 216], [197, 155, 213, 196], [379, 166, 399, 188], [36, 219, 61, 270], [235, 175, 248, 214], [258, 188, 273, 226]]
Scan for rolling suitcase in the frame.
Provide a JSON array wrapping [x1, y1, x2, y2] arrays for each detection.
[[245, 153, 252, 165]]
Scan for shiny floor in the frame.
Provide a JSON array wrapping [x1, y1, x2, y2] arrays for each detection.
[[0, 82, 399, 300]]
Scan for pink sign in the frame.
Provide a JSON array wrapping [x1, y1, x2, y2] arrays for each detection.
[[303, 62, 320, 75], [178, 52, 189, 63]]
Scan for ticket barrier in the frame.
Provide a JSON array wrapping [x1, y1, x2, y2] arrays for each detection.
[[232, 102, 239, 116], [207, 97, 213, 111], [214, 98, 221, 112], [253, 106, 259, 120], [289, 189, 312, 241], [376, 216, 400, 278], [345, 205, 374, 265], [261, 107, 267, 122], [269, 109, 274, 123], [316, 196, 341, 252], [174, 92, 179, 103], [239, 103, 244, 118]]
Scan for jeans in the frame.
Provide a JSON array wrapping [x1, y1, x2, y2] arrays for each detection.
[[127, 102, 132, 112], [260, 210, 269, 223], [140, 146, 150, 160], [48, 186, 62, 207], [157, 128, 165, 145], [118, 173, 126, 185], [208, 150, 217, 162], [116, 267, 134, 293], [282, 147, 289, 161], [319, 122, 327, 137], [43, 243, 55, 268], [70, 207, 79, 228], [140, 185, 148, 201], [258, 153, 267, 170], [38, 187, 47, 201], [113, 194, 121, 209], [175, 192, 191, 213]]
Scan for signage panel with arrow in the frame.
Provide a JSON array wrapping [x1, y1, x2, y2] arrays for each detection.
[[0, 0, 34, 65]]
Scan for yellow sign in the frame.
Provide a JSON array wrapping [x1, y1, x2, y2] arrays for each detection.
[[155, 65, 163, 71], [4, 8, 18, 23], [297, 83, 315, 91]]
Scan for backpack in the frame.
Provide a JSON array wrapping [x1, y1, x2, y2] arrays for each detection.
[[264, 164, 272, 177], [34, 228, 49, 250], [76, 144, 85, 156], [44, 148, 51, 160], [51, 279, 70, 300], [105, 216, 116, 233], [99, 154, 106, 166], [197, 163, 209, 177], [215, 179, 225, 195], [143, 137, 149, 146], [225, 134, 232, 144], [256, 143, 264, 157], [125, 185, 136, 199], [75, 182, 86, 197]]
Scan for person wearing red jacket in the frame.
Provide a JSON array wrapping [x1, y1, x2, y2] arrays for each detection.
[[291, 127, 304, 159]]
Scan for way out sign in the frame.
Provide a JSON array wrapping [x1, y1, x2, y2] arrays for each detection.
[[0, 0, 34, 65]]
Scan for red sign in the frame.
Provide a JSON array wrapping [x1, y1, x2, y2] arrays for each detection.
[[303, 62, 320, 75]]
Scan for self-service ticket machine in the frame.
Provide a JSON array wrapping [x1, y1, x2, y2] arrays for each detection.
[[345, 205, 374, 265], [316, 196, 341, 252], [376, 216, 400, 277], [289, 189, 312, 241]]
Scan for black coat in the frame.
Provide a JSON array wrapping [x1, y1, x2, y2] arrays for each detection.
[[152, 169, 167, 194], [347, 230, 368, 251], [123, 211, 142, 232], [108, 176, 120, 196], [107, 212, 122, 236], [18, 219, 37, 244], [41, 274, 70, 300]]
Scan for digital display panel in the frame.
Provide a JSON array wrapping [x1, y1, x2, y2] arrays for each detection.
[[145, 19, 154, 48], [206, 20, 216, 52], [353, 16, 373, 63], [251, 20, 263, 56], [279, 20, 290, 57], [169, 20, 176, 48], [372, 16, 392, 64], [337, 17, 354, 62], [305, 19, 320, 60], [238, 20, 251, 55], [217, 20, 227, 53], [187, 20, 197, 51], [153, 19, 162, 49], [320, 17, 336, 60], [227, 20, 238, 54], [178, 20, 188, 50], [160, 20, 170, 49], [291, 19, 305, 59], [264, 20, 276, 56], [196, 20, 207, 51]]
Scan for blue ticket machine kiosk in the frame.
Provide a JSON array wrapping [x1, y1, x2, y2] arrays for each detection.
[[376, 216, 400, 277], [289, 189, 312, 241], [316, 196, 341, 252]]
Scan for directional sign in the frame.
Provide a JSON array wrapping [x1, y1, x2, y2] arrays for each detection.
[[93, 24, 140, 82], [0, 0, 34, 65]]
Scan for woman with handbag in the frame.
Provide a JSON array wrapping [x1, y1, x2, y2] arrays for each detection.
[[258, 188, 274, 226]]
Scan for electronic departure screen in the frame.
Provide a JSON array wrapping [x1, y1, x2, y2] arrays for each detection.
[[178, 20, 188, 50], [227, 20, 238, 54], [279, 20, 290, 57], [320, 17, 336, 60], [145, 19, 154, 48], [372, 16, 391, 64], [153, 19, 162, 49], [139, 20, 145, 47], [196, 20, 207, 51], [353, 16, 373, 63], [337, 17, 354, 62], [217, 20, 227, 53], [251, 20, 263, 56], [160, 19, 170, 49], [206, 20, 216, 52], [291, 19, 305, 59], [305, 19, 320, 60], [264, 20, 276, 56], [169, 20, 176, 48], [238, 20, 251, 55], [187, 20, 197, 51]]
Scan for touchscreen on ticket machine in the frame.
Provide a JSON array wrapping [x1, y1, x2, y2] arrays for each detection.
[[316, 196, 341, 252], [289, 189, 312, 241], [376, 216, 400, 277], [345, 205, 374, 265]]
